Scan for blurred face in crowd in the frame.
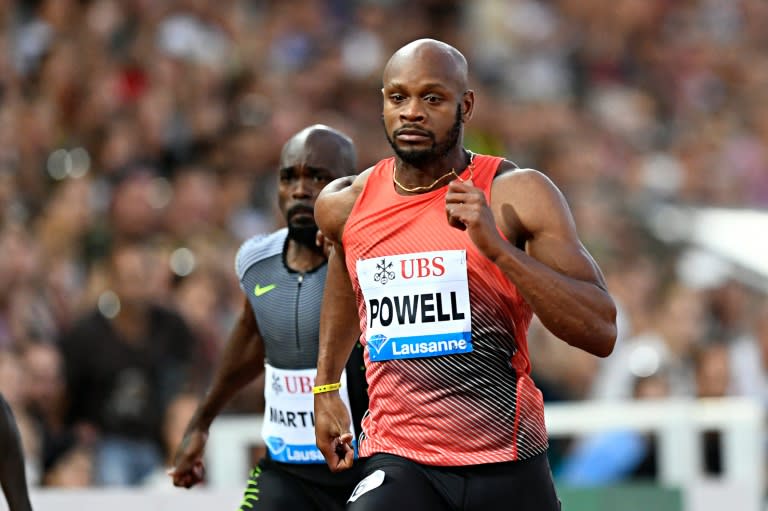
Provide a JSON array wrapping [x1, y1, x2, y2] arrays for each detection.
[[110, 171, 161, 240], [109, 244, 157, 307], [22, 343, 65, 413], [695, 343, 731, 398], [277, 126, 355, 247], [381, 40, 473, 166]]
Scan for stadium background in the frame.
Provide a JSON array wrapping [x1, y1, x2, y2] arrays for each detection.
[[0, 0, 766, 509]]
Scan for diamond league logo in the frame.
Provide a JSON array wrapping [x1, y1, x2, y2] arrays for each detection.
[[367, 334, 390, 355], [266, 436, 286, 455], [373, 259, 395, 285]]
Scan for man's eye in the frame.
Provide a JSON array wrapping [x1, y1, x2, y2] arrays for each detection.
[[425, 95, 442, 104]]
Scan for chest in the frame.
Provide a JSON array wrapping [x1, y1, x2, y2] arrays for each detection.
[[241, 255, 327, 367]]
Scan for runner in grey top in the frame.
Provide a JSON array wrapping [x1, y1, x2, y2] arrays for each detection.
[[169, 125, 368, 511]]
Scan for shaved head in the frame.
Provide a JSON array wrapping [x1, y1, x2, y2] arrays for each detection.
[[383, 39, 468, 94], [277, 124, 357, 248], [380, 39, 473, 168], [281, 124, 357, 176]]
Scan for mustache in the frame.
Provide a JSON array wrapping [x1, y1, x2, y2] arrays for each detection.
[[286, 204, 314, 218], [394, 125, 434, 138]]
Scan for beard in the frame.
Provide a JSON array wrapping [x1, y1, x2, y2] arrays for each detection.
[[286, 204, 322, 250], [385, 104, 463, 166], [287, 224, 320, 249]]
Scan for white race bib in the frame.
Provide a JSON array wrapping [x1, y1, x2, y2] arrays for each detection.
[[356, 250, 473, 362], [262, 364, 354, 463]]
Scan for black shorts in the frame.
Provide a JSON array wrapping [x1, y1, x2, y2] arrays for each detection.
[[237, 456, 365, 511], [346, 452, 561, 511]]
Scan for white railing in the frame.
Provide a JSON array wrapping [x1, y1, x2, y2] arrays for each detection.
[[544, 398, 765, 511], [204, 398, 765, 511]]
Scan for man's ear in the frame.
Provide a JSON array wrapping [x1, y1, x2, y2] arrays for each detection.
[[462, 90, 475, 122]]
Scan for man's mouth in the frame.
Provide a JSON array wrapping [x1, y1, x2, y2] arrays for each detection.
[[287, 205, 314, 222], [395, 127, 432, 143]]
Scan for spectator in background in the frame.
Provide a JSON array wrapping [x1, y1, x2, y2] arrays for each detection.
[[19, 343, 72, 485], [590, 282, 707, 400], [694, 341, 732, 476], [729, 299, 768, 407], [59, 242, 197, 486], [557, 370, 671, 486]]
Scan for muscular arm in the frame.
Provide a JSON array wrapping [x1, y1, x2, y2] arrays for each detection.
[[170, 297, 264, 487], [446, 167, 616, 357], [314, 173, 367, 471], [0, 394, 33, 511], [314, 177, 364, 386], [315, 242, 361, 386], [190, 297, 265, 429]]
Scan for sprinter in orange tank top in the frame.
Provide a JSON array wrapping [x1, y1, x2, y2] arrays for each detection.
[[314, 38, 617, 511]]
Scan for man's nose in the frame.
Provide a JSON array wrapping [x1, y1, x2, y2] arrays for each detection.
[[400, 99, 425, 122], [291, 177, 313, 198]]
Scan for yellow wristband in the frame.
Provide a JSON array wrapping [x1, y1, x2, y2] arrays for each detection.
[[312, 382, 342, 394]]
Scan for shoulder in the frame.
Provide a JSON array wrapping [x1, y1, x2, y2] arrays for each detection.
[[319, 168, 373, 201], [489, 163, 574, 238], [234, 228, 288, 281], [491, 164, 569, 208], [316, 167, 374, 243], [492, 162, 554, 188]]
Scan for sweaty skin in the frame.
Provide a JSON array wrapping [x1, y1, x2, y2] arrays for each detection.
[[314, 38, 616, 472]]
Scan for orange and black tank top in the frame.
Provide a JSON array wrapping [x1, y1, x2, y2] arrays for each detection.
[[342, 154, 548, 466]]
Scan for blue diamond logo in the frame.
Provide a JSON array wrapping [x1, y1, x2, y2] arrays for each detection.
[[266, 436, 286, 454], [367, 334, 389, 355]]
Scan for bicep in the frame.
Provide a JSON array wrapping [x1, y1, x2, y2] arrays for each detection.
[[501, 171, 607, 287], [317, 171, 367, 244]]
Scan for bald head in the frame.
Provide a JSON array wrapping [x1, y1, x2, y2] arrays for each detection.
[[277, 125, 357, 247], [383, 39, 468, 94], [280, 124, 357, 177]]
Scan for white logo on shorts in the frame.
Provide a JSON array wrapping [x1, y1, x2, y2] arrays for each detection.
[[347, 469, 386, 503]]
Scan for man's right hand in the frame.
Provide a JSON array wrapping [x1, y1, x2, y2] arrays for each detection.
[[168, 429, 208, 488], [314, 392, 355, 472]]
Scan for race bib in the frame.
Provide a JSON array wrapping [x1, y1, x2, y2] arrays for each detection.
[[356, 250, 473, 362], [262, 364, 355, 463]]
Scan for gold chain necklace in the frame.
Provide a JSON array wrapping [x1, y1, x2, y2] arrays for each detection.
[[393, 151, 475, 193]]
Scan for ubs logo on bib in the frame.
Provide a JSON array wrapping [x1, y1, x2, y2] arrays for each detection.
[[271, 374, 282, 394], [373, 259, 395, 285]]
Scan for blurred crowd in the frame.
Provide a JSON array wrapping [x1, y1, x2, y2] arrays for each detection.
[[0, 0, 767, 490]]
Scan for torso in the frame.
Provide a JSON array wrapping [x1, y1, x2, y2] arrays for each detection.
[[339, 155, 549, 466], [236, 230, 361, 471]]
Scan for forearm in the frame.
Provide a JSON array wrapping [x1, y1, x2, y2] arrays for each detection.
[[189, 318, 264, 431], [492, 246, 616, 356], [316, 247, 361, 385]]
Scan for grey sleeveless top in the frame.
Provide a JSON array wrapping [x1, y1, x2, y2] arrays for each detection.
[[235, 228, 327, 369]]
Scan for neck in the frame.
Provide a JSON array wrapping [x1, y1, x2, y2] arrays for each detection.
[[112, 303, 149, 343], [396, 147, 469, 179], [393, 148, 473, 195], [285, 239, 325, 273]]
